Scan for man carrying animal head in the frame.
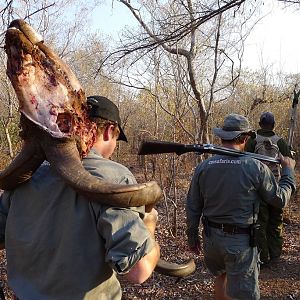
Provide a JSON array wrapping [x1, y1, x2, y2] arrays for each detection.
[[0, 95, 160, 300], [186, 113, 296, 300]]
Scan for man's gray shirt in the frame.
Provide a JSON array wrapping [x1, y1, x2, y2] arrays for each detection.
[[186, 155, 296, 233], [0, 149, 155, 300]]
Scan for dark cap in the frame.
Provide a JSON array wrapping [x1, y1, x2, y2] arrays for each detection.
[[259, 112, 275, 125], [87, 95, 127, 142], [213, 113, 255, 140]]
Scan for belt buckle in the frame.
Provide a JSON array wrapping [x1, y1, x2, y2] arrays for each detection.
[[222, 224, 235, 234]]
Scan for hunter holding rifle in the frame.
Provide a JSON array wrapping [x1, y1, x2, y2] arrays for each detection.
[[245, 112, 293, 267], [185, 113, 296, 300]]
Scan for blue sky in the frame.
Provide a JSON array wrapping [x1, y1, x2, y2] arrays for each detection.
[[243, 1, 300, 74], [91, 1, 300, 75], [91, 2, 133, 39]]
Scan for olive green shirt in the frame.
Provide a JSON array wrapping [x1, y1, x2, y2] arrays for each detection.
[[245, 128, 292, 157], [0, 149, 155, 300], [186, 154, 296, 237]]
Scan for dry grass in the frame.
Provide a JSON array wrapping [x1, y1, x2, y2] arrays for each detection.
[[1, 168, 299, 300]]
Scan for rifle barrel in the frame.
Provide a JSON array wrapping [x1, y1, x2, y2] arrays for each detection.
[[138, 141, 280, 164], [202, 144, 280, 164]]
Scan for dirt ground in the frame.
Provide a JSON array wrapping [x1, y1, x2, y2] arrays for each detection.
[[0, 171, 299, 300], [119, 186, 300, 300]]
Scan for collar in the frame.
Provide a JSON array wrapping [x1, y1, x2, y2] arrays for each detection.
[[89, 148, 104, 158], [257, 128, 276, 137]]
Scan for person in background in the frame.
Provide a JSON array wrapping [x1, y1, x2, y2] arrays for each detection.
[[245, 112, 292, 266], [0, 95, 160, 300], [186, 113, 296, 300]]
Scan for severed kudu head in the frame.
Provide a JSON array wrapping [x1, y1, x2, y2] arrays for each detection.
[[1, 19, 162, 209]]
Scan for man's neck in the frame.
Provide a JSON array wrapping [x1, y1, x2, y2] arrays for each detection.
[[92, 140, 106, 158], [221, 141, 245, 151]]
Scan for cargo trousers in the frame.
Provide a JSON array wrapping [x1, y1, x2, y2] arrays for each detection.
[[257, 200, 283, 264]]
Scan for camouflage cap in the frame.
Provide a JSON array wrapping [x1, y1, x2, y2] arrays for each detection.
[[213, 113, 254, 140]]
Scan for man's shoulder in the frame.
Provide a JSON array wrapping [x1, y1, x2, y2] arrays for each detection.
[[256, 133, 281, 143], [83, 151, 130, 171], [202, 155, 259, 166], [256, 131, 291, 156], [83, 150, 135, 183]]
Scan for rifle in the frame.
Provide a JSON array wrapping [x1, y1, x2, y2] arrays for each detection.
[[138, 140, 280, 164], [287, 87, 299, 156]]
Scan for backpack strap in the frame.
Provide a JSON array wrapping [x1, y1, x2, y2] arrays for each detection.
[[255, 134, 280, 144]]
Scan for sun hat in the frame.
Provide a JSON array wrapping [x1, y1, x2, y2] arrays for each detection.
[[213, 113, 254, 140], [87, 95, 128, 142]]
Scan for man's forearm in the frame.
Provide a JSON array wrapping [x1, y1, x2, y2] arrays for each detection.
[[124, 240, 160, 284], [277, 168, 297, 207]]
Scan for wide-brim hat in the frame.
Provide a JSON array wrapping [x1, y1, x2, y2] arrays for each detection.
[[213, 113, 255, 140], [87, 95, 128, 142]]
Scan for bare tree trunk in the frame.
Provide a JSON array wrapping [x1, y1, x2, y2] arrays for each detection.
[[4, 124, 14, 159]]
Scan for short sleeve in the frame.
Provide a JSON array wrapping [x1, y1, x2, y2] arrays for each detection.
[[97, 207, 155, 274]]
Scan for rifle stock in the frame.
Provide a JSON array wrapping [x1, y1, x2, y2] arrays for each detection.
[[138, 140, 280, 164], [138, 140, 204, 156]]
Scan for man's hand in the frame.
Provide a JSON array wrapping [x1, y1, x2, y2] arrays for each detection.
[[186, 229, 201, 255], [189, 241, 201, 255], [143, 208, 158, 236], [279, 154, 296, 170]]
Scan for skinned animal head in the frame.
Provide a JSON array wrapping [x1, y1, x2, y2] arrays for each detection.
[[5, 19, 97, 156]]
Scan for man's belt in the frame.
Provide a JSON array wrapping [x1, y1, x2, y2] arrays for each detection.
[[207, 220, 250, 235]]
